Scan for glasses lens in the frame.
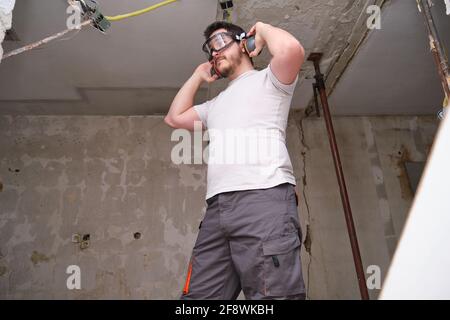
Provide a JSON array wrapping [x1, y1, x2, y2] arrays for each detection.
[[205, 33, 233, 53], [214, 33, 234, 50]]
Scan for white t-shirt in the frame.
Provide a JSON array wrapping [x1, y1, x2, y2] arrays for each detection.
[[194, 64, 298, 200]]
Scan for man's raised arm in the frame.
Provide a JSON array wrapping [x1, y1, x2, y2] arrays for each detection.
[[247, 22, 305, 85], [164, 62, 218, 131]]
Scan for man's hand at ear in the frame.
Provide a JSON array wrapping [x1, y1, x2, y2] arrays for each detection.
[[246, 23, 267, 58], [246, 22, 305, 85], [164, 62, 218, 131], [195, 61, 220, 84]]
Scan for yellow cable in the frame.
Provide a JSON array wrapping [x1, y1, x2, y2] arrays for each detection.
[[225, 8, 233, 22], [105, 0, 178, 22]]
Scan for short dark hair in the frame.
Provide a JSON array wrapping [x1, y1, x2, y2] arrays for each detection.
[[203, 21, 254, 65], [203, 21, 246, 40]]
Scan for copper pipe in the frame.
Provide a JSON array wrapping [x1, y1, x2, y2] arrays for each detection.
[[418, 0, 450, 99], [313, 83, 321, 117], [307, 52, 370, 300]]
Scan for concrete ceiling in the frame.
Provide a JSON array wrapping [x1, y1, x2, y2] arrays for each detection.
[[0, 0, 215, 114], [329, 0, 450, 116], [0, 0, 448, 115]]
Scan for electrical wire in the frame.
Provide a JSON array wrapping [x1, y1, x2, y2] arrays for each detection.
[[2, 20, 92, 60], [105, 0, 178, 22], [2, 0, 179, 60]]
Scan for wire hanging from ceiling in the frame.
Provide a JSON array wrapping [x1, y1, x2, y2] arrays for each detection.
[[2, 0, 179, 60]]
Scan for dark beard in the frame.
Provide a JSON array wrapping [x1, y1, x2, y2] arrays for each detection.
[[217, 53, 243, 78], [219, 65, 232, 78]]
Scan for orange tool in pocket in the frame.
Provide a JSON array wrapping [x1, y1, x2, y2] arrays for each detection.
[[182, 257, 193, 295]]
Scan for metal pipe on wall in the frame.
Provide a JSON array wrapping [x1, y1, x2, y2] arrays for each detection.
[[307, 52, 370, 300], [417, 0, 450, 99]]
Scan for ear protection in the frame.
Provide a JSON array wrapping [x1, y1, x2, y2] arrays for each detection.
[[243, 34, 257, 55]]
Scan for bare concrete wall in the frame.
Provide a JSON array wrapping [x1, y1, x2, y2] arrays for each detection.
[[0, 114, 438, 299], [287, 114, 438, 299], [0, 116, 206, 299]]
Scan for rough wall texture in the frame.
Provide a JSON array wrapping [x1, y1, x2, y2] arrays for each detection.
[[0, 114, 438, 299], [233, 0, 373, 76], [287, 114, 438, 299], [0, 116, 206, 299]]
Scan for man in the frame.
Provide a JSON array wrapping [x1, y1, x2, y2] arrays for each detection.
[[164, 21, 306, 300]]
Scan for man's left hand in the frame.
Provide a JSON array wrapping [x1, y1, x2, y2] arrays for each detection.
[[246, 22, 267, 58]]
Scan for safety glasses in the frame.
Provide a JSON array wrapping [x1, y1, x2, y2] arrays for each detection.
[[202, 32, 238, 61]]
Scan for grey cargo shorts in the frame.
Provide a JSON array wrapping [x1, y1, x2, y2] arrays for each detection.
[[180, 183, 306, 300]]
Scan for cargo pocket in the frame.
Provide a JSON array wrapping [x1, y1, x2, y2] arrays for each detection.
[[262, 233, 304, 297]]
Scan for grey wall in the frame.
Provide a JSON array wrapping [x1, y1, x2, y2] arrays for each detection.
[[0, 116, 206, 299], [0, 114, 438, 299], [288, 114, 437, 299]]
